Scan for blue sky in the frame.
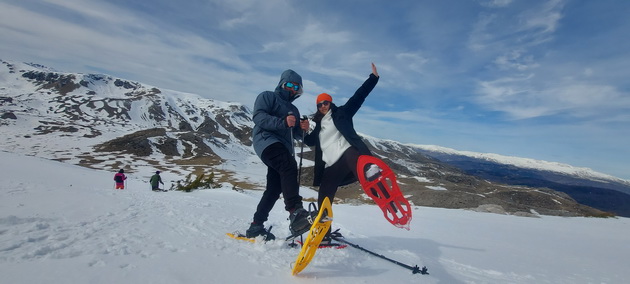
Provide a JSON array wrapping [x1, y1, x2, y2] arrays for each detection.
[[1, 0, 629, 179]]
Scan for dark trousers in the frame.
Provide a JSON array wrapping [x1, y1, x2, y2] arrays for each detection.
[[253, 143, 303, 224], [318, 147, 360, 207]]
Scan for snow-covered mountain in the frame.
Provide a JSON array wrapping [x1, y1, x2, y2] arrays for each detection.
[[405, 143, 630, 217], [0, 59, 255, 182], [411, 144, 630, 186], [1, 59, 628, 217]]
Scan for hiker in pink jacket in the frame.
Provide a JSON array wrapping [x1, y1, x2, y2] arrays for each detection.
[[113, 169, 127, 189]]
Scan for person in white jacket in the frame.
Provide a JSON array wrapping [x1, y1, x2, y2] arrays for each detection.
[[304, 63, 380, 240]]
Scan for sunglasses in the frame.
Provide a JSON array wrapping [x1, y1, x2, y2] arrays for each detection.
[[284, 82, 301, 92], [317, 101, 330, 108]]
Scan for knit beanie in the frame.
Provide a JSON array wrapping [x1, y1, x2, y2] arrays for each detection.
[[316, 93, 332, 104]]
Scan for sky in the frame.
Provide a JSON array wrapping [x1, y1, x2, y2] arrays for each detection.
[[1, 0, 629, 179], [1, 151, 629, 284]]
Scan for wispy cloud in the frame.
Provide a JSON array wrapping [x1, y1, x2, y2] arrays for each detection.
[[476, 74, 629, 120], [1, 0, 629, 179], [494, 50, 539, 71], [480, 0, 514, 8], [466, 0, 628, 121]]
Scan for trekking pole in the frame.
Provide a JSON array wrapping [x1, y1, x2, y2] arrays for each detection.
[[288, 111, 295, 158], [298, 115, 307, 184], [331, 236, 429, 275]]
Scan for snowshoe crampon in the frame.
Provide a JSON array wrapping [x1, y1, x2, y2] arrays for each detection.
[[291, 197, 333, 275], [357, 155, 412, 230]]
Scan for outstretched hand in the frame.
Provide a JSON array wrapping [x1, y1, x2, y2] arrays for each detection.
[[371, 62, 379, 77]]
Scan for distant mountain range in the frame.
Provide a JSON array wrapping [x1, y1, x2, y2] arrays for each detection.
[[410, 145, 630, 217], [1, 59, 628, 217]]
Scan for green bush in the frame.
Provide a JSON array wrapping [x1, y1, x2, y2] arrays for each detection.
[[172, 172, 216, 192]]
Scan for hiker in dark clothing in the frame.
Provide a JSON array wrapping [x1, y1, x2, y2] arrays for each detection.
[[246, 69, 312, 240], [150, 171, 164, 191]]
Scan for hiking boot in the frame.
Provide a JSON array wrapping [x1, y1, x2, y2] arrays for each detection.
[[329, 229, 343, 239], [320, 234, 333, 245], [289, 208, 312, 235], [321, 229, 343, 245], [245, 223, 275, 240]]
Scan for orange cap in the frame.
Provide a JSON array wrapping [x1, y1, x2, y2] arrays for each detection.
[[316, 93, 332, 104]]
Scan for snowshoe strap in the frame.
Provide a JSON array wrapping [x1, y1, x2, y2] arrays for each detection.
[[307, 202, 318, 224]]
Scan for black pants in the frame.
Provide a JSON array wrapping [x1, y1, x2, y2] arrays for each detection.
[[318, 147, 360, 207], [253, 143, 303, 224]]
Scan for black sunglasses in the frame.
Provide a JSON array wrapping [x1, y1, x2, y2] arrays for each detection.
[[317, 101, 330, 108]]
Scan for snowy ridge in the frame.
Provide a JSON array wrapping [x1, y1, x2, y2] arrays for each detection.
[[409, 144, 630, 185]]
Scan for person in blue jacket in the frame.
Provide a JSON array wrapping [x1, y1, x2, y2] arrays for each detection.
[[304, 63, 380, 240], [247, 69, 312, 240]]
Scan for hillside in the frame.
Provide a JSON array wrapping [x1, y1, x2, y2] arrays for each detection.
[[0, 59, 623, 217]]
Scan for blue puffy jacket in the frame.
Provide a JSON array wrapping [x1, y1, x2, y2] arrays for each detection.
[[252, 69, 305, 158]]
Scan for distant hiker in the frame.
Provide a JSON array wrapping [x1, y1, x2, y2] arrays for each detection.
[[304, 63, 380, 242], [150, 171, 164, 191], [114, 169, 127, 190], [247, 69, 312, 240]]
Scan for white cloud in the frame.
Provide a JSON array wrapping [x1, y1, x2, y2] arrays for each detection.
[[468, 0, 565, 52], [476, 75, 630, 120], [494, 50, 540, 71], [41, 0, 139, 27], [521, 0, 564, 34], [2, 0, 629, 180], [0, 0, 268, 104], [220, 13, 255, 30], [480, 0, 514, 8], [465, 0, 627, 121], [583, 68, 594, 76], [395, 52, 429, 73]]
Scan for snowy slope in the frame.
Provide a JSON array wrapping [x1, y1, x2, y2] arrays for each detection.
[[1, 151, 628, 284]]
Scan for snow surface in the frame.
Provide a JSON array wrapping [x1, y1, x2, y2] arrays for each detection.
[[1, 150, 629, 284]]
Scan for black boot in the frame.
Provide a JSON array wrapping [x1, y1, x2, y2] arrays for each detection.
[[245, 223, 276, 240], [321, 229, 343, 246], [289, 208, 312, 235]]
